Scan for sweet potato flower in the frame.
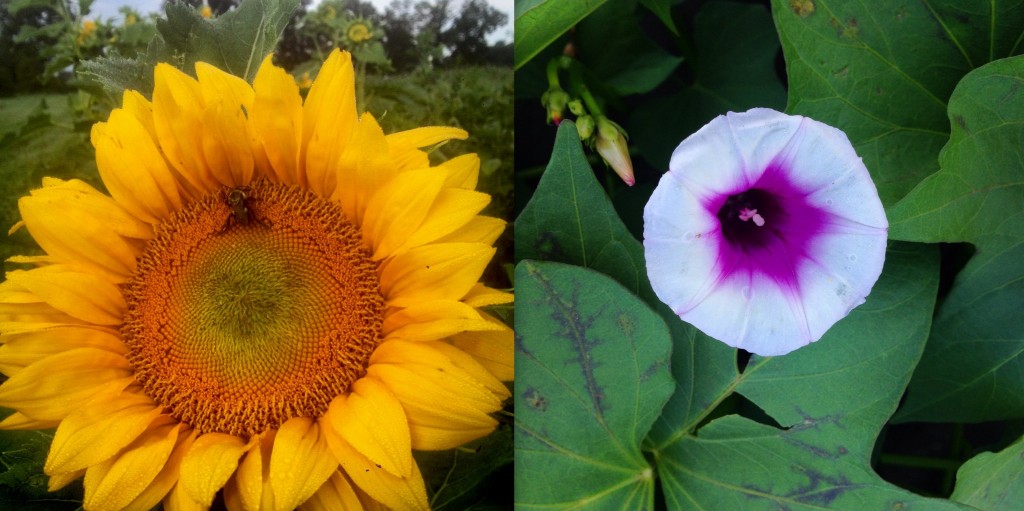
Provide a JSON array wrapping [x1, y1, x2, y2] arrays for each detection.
[[644, 108, 887, 356]]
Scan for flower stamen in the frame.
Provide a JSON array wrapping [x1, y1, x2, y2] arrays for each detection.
[[738, 207, 765, 226]]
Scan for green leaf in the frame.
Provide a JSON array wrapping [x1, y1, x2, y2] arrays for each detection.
[[628, 0, 786, 170], [416, 424, 513, 510], [772, 0, 1024, 206], [80, 0, 298, 97], [651, 244, 959, 510], [514, 0, 609, 70], [638, 0, 679, 36], [574, 0, 683, 96], [886, 55, 1024, 423], [951, 435, 1024, 511], [159, 0, 299, 82], [0, 429, 83, 510], [514, 119, 737, 456], [514, 260, 674, 509]]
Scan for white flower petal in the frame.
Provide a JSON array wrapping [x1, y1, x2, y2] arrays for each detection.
[[645, 108, 888, 356]]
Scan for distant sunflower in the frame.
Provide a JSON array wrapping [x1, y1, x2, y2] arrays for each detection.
[[0, 49, 512, 510], [346, 20, 373, 43]]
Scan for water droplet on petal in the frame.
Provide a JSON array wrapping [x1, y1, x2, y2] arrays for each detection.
[[826, 198, 834, 206], [741, 286, 751, 300], [683, 232, 695, 242], [848, 254, 857, 262]]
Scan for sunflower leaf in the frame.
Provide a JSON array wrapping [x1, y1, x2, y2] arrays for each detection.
[[772, 0, 1024, 206], [887, 55, 1024, 423], [514, 260, 674, 508], [79, 0, 299, 97], [652, 244, 958, 510]]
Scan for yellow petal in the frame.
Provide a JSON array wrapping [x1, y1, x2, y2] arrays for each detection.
[[46, 389, 163, 474], [362, 169, 447, 260], [83, 419, 181, 511], [19, 179, 151, 281], [383, 300, 503, 342], [252, 54, 302, 184], [236, 431, 274, 511], [165, 480, 207, 511], [298, 470, 363, 511], [369, 340, 500, 450], [436, 153, 480, 190], [123, 429, 196, 511], [436, 215, 506, 245], [331, 113, 392, 224], [194, 60, 257, 188], [380, 243, 495, 308], [386, 126, 468, 152], [270, 417, 338, 511], [450, 320, 514, 382], [180, 432, 248, 506], [0, 348, 133, 421], [0, 326, 125, 376], [425, 340, 509, 400], [462, 283, 514, 307], [0, 411, 58, 430], [92, 109, 182, 223], [195, 61, 255, 110], [385, 126, 468, 175], [5, 267, 124, 325], [152, 63, 219, 194], [48, 468, 85, 491], [301, 49, 357, 195], [395, 188, 491, 254], [201, 97, 256, 186], [325, 377, 412, 478], [322, 429, 428, 511], [121, 90, 158, 140]]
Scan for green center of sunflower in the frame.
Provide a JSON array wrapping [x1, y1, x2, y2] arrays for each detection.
[[122, 178, 384, 437]]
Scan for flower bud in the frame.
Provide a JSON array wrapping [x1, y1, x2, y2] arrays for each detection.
[[575, 115, 594, 140], [595, 116, 635, 186], [541, 88, 570, 125]]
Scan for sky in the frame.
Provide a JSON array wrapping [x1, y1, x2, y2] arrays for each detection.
[[88, 0, 513, 43]]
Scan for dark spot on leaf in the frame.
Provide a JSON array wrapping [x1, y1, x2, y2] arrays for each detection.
[[891, 501, 907, 510], [953, 114, 969, 134], [535, 232, 564, 260], [875, 87, 884, 95], [522, 387, 549, 412], [833, 66, 849, 79], [787, 466, 860, 506], [830, 17, 859, 38], [789, 0, 814, 17], [617, 313, 634, 337], [837, 446, 848, 455]]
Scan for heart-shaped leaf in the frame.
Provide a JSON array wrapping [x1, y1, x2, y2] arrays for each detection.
[[514, 260, 674, 509]]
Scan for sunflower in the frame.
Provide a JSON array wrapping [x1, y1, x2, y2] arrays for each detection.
[[0, 49, 512, 510], [346, 20, 373, 44]]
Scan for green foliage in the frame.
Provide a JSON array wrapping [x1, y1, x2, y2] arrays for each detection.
[[886, 56, 1024, 423], [513, 0, 609, 70], [950, 435, 1024, 511], [773, 0, 1024, 206], [516, 0, 1024, 508], [0, 429, 82, 511], [0, 94, 101, 265], [81, 0, 299, 96], [515, 259, 674, 509]]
